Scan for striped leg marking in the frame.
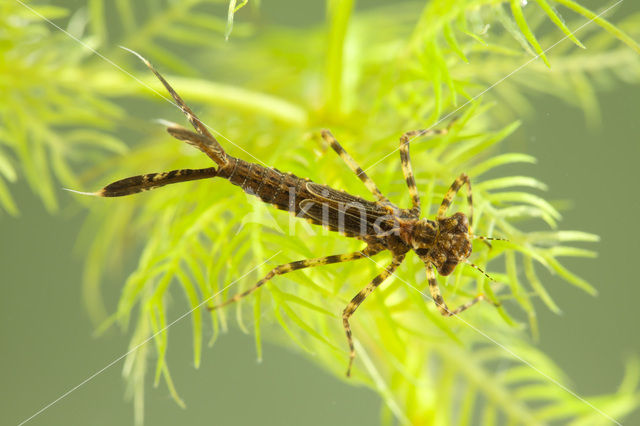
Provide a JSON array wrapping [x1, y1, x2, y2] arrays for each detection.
[[426, 264, 489, 317], [320, 129, 390, 204], [399, 126, 451, 216], [342, 254, 405, 377], [209, 247, 383, 310], [437, 172, 473, 227]]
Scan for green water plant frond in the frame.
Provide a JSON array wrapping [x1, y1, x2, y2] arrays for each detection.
[[5, 0, 640, 425], [0, 1, 127, 214], [88, 0, 253, 75]]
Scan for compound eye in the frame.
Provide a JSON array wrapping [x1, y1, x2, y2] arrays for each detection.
[[415, 248, 429, 256], [438, 260, 458, 276]]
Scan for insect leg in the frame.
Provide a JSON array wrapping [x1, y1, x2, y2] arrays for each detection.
[[398, 131, 424, 215], [426, 263, 492, 316], [320, 129, 390, 204], [209, 247, 383, 309], [437, 172, 473, 227], [398, 122, 454, 215], [342, 254, 405, 377]]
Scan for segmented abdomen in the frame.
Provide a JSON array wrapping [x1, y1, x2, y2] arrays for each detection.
[[217, 156, 395, 238], [218, 156, 312, 214]]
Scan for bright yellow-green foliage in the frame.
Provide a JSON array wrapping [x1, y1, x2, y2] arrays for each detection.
[[3, 0, 640, 425]]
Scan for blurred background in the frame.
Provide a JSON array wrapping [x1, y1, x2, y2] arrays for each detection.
[[2, 0, 639, 425]]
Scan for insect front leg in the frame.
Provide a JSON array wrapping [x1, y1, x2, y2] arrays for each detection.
[[437, 172, 473, 227], [425, 263, 492, 317], [209, 248, 382, 309], [342, 255, 405, 377], [319, 129, 391, 204]]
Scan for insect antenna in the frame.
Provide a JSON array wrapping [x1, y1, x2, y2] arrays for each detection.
[[462, 261, 503, 308], [472, 235, 508, 242], [471, 234, 508, 250], [464, 260, 497, 282]]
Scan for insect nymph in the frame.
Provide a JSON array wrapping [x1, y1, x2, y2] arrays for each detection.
[[83, 51, 500, 377]]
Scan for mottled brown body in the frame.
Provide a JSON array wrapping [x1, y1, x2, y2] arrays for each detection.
[[90, 51, 500, 377], [218, 156, 409, 242]]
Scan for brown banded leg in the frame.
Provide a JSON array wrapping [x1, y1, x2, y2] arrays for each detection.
[[399, 124, 454, 216], [437, 172, 473, 227], [209, 247, 383, 309], [437, 174, 500, 250], [320, 129, 390, 204], [342, 254, 405, 377], [425, 264, 492, 317], [124, 48, 228, 167]]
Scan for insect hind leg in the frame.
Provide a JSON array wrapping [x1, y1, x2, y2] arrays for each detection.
[[319, 129, 391, 204], [209, 247, 382, 309]]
